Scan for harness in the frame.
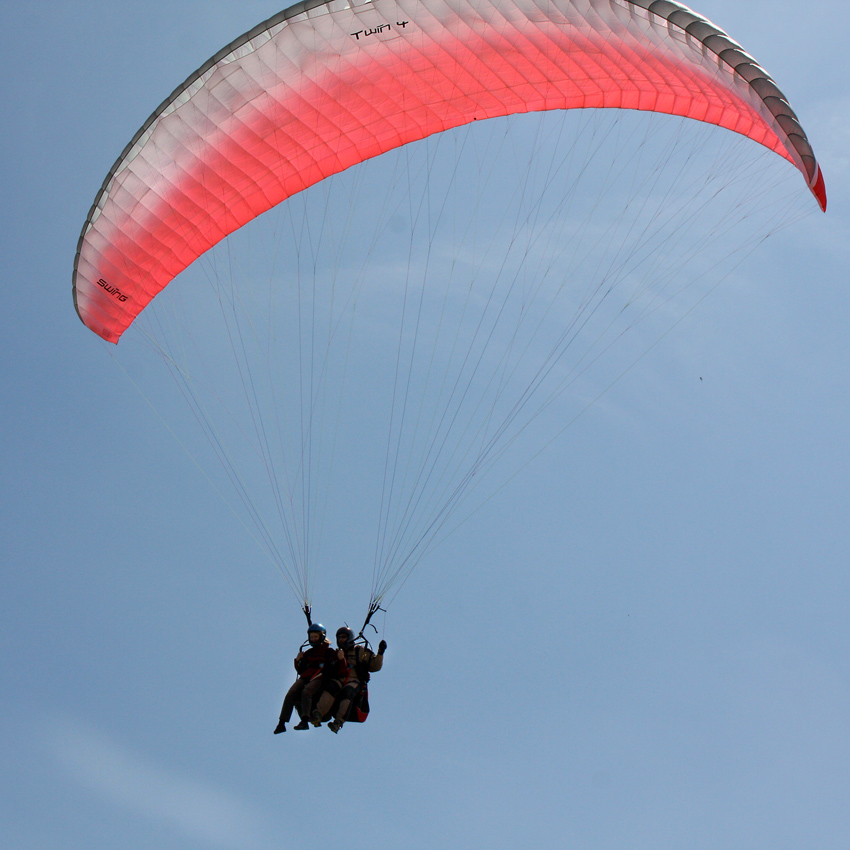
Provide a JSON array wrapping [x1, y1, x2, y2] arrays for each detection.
[[336, 643, 370, 682], [296, 643, 335, 680]]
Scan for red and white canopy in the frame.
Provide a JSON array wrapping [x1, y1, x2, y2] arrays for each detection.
[[73, 0, 826, 343]]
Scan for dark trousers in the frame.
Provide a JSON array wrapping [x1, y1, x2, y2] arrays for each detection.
[[279, 675, 324, 722]]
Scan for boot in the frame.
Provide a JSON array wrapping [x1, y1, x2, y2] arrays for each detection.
[[327, 719, 342, 734], [273, 720, 286, 734], [293, 718, 310, 730], [310, 709, 323, 727]]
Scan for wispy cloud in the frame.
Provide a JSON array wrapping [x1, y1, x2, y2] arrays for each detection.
[[45, 716, 278, 849]]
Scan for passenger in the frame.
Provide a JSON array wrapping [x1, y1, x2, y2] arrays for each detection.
[[273, 622, 340, 733], [313, 626, 387, 733]]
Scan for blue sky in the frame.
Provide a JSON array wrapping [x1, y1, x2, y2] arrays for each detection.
[[2, 2, 849, 848]]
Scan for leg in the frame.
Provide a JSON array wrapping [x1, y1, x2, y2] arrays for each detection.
[[275, 678, 305, 732], [328, 680, 360, 733], [300, 676, 324, 720], [313, 679, 341, 725]]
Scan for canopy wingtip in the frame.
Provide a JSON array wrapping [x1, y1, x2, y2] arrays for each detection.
[[812, 164, 827, 212]]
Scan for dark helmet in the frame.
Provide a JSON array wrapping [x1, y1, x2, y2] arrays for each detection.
[[336, 626, 355, 646], [307, 623, 327, 641]]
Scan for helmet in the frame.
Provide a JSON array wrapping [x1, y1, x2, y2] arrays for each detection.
[[307, 623, 327, 640], [336, 626, 355, 646]]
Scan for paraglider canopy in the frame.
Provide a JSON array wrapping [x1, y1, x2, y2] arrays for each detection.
[[73, 0, 825, 344]]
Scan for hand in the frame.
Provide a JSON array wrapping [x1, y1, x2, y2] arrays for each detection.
[[378, 640, 387, 654], [295, 651, 304, 662], [337, 648, 345, 660]]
